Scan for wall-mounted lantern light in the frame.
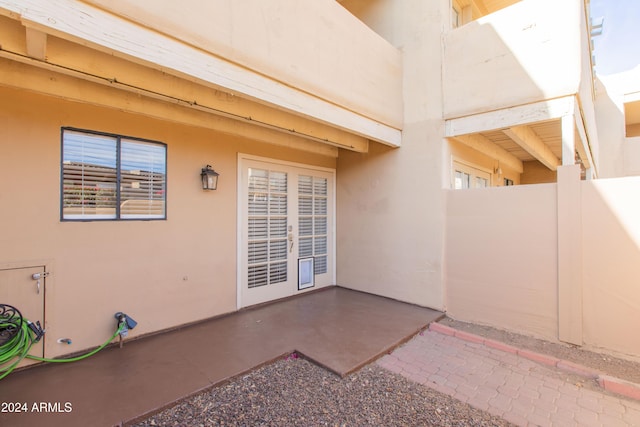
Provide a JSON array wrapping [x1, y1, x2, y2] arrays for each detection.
[[201, 165, 219, 190]]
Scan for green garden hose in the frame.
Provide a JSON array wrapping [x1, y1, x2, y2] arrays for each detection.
[[0, 304, 125, 380]]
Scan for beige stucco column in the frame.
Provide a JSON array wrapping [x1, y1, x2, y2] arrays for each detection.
[[557, 113, 583, 345]]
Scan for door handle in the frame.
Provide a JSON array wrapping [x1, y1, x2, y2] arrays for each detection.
[[32, 272, 49, 294], [288, 233, 294, 253]]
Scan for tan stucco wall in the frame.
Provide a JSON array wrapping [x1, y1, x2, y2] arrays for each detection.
[[445, 177, 640, 360], [0, 86, 334, 358], [582, 178, 640, 361], [443, 0, 584, 119], [625, 137, 640, 176], [595, 70, 640, 178], [336, 0, 448, 309], [445, 184, 559, 340]]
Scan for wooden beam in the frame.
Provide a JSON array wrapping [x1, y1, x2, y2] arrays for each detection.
[[0, 58, 339, 157], [503, 125, 560, 171], [25, 27, 46, 59], [445, 96, 575, 137], [0, 0, 401, 147], [0, 34, 369, 152], [450, 134, 524, 173]]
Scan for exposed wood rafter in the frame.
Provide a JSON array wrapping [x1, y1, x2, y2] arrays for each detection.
[[25, 27, 46, 59], [450, 134, 524, 173], [502, 125, 560, 171]]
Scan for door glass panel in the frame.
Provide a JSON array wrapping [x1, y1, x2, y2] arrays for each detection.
[[453, 161, 492, 189], [454, 170, 470, 189], [299, 237, 313, 258], [247, 168, 288, 288], [269, 262, 287, 284], [298, 176, 328, 275]]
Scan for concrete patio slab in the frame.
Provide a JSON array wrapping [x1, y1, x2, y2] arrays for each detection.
[[0, 287, 442, 427]]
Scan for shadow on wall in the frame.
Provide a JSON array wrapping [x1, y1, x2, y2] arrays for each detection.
[[444, 178, 640, 361], [582, 177, 640, 360], [443, 0, 584, 119], [594, 77, 626, 178]]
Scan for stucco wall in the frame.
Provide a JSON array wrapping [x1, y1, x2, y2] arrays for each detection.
[[443, 0, 583, 119], [445, 178, 640, 360], [0, 86, 334, 358], [336, 0, 448, 309], [625, 137, 640, 176], [582, 178, 640, 360], [445, 184, 559, 340], [595, 71, 640, 178]]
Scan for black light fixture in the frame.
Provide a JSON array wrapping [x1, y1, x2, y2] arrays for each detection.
[[201, 165, 219, 190]]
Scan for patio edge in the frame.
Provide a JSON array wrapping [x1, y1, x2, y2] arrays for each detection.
[[429, 322, 640, 402]]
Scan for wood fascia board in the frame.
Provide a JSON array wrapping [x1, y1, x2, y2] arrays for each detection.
[[573, 105, 595, 174], [449, 134, 524, 173], [0, 57, 339, 157], [445, 97, 576, 137], [573, 96, 596, 174], [0, 0, 400, 147], [502, 125, 560, 171]]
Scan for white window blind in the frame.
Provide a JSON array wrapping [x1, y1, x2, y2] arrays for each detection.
[[298, 175, 328, 275], [62, 129, 166, 220], [247, 168, 288, 288]]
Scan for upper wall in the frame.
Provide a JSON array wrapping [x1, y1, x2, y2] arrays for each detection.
[[83, 0, 403, 129], [596, 69, 640, 178], [443, 0, 585, 119]]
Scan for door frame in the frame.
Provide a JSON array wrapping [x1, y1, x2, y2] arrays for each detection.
[[236, 154, 336, 310]]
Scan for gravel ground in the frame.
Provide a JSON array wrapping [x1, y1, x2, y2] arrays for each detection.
[[132, 355, 513, 427], [441, 318, 640, 384]]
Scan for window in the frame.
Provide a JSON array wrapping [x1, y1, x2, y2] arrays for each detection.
[[298, 175, 328, 276], [61, 128, 166, 220], [452, 160, 491, 189]]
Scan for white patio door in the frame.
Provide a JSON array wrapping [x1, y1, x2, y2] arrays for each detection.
[[239, 156, 334, 308]]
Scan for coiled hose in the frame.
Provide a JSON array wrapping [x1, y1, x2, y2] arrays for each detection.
[[0, 304, 124, 380]]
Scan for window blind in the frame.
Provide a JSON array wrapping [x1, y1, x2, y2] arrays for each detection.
[[61, 129, 166, 220]]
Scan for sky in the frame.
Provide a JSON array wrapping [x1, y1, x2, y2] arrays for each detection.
[[590, 0, 640, 75]]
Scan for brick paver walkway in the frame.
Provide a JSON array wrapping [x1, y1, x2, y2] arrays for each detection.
[[377, 329, 640, 426]]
